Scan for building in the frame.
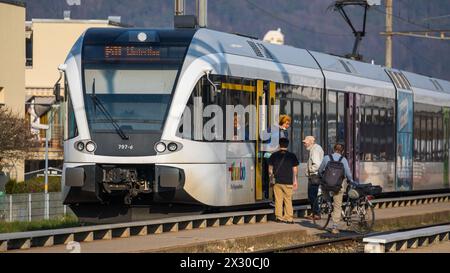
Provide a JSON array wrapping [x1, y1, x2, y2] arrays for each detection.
[[25, 15, 122, 175], [0, 0, 26, 181]]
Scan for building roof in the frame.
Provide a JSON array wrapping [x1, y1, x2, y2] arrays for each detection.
[[0, 0, 25, 8], [26, 18, 130, 28]]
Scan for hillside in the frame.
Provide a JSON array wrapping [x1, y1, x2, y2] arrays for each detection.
[[23, 0, 450, 80]]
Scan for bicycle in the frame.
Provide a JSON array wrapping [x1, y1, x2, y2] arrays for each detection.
[[313, 182, 376, 235]]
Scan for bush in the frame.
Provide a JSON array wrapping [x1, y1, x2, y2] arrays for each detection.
[[5, 176, 61, 194], [0, 215, 80, 234]]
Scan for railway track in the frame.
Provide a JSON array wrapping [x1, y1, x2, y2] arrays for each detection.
[[0, 192, 449, 252], [259, 221, 450, 254]]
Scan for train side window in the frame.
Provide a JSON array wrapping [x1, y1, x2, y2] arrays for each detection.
[[293, 100, 302, 160], [379, 109, 387, 161], [427, 117, 433, 161], [372, 108, 380, 161], [337, 92, 345, 145], [327, 91, 337, 153], [414, 115, 421, 161], [420, 115, 427, 161], [437, 113, 444, 162], [312, 102, 322, 146], [365, 107, 373, 161], [387, 107, 395, 161], [433, 116, 438, 161]]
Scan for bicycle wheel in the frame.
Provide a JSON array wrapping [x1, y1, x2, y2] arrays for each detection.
[[313, 194, 332, 230], [350, 202, 375, 234]]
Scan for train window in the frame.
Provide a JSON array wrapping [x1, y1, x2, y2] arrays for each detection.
[[337, 92, 345, 145], [386, 108, 395, 161], [327, 91, 337, 153], [66, 92, 78, 140], [420, 116, 427, 161], [414, 115, 421, 160], [433, 116, 438, 161], [293, 100, 302, 159], [438, 116, 443, 161], [372, 108, 381, 161], [177, 75, 257, 142], [427, 117, 433, 161], [302, 102, 312, 162], [312, 103, 322, 146], [379, 109, 387, 161]]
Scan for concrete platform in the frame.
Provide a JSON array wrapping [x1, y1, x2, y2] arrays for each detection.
[[402, 241, 450, 253], [11, 202, 450, 253]]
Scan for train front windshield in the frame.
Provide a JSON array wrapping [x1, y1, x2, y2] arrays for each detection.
[[82, 44, 188, 133]]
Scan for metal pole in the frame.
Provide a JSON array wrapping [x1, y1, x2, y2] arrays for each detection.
[[175, 0, 185, 16], [45, 126, 49, 220], [9, 195, 12, 222], [28, 194, 32, 222], [385, 0, 393, 68], [197, 0, 208, 28]]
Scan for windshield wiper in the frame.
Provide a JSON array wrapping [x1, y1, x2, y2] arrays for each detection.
[[90, 79, 129, 140]]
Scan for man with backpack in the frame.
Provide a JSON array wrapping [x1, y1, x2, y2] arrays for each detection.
[[268, 138, 299, 224], [318, 143, 354, 234]]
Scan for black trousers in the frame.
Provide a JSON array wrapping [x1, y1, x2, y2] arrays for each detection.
[[308, 176, 321, 215]]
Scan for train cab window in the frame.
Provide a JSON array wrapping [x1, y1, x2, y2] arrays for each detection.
[[65, 91, 78, 140]]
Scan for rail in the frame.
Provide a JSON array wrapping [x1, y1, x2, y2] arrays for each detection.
[[1, 192, 450, 252]]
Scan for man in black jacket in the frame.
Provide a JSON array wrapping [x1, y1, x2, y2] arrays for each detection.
[[268, 138, 299, 224]]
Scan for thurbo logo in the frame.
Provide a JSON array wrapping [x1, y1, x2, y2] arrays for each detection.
[[229, 162, 246, 182]]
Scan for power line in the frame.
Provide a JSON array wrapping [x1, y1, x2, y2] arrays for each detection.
[[396, 38, 436, 67], [373, 6, 432, 31], [244, 0, 352, 37]]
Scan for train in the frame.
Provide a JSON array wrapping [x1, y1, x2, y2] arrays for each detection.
[[60, 27, 450, 221]]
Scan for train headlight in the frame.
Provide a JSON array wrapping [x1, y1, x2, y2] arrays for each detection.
[[86, 141, 97, 153], [155, 142, 166, 153], [76, 142, 85, 152], [168, 143, 178, 152]]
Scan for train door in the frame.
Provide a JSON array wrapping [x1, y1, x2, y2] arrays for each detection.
[[255, 80, 276, 201], [328, 91, 359, 180], [345, 93, 360, 181], [396, 90, 414, 191]]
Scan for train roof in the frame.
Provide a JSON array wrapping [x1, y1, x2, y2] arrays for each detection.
[[71, 28, 450, 104]]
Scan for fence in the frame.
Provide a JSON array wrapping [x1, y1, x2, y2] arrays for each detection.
[[0, 193, 75, 223]]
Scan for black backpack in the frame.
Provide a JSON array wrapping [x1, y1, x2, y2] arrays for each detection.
[[321, 154, 345, 192]]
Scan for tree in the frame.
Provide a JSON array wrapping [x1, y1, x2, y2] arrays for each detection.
[[0, 106, 36, 171]]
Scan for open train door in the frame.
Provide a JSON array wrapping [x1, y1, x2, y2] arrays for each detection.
[[255, 80, 276, 202]]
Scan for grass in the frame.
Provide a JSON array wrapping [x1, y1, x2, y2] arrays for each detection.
[[0, 215, 82, 234]]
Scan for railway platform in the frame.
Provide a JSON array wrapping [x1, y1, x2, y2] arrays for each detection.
[[9, 201, 450, 253]]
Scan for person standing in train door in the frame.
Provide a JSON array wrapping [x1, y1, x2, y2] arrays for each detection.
[[303, 136, 324, 220], [268, 138, 299, 224], [264, 115, 292, 205]]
